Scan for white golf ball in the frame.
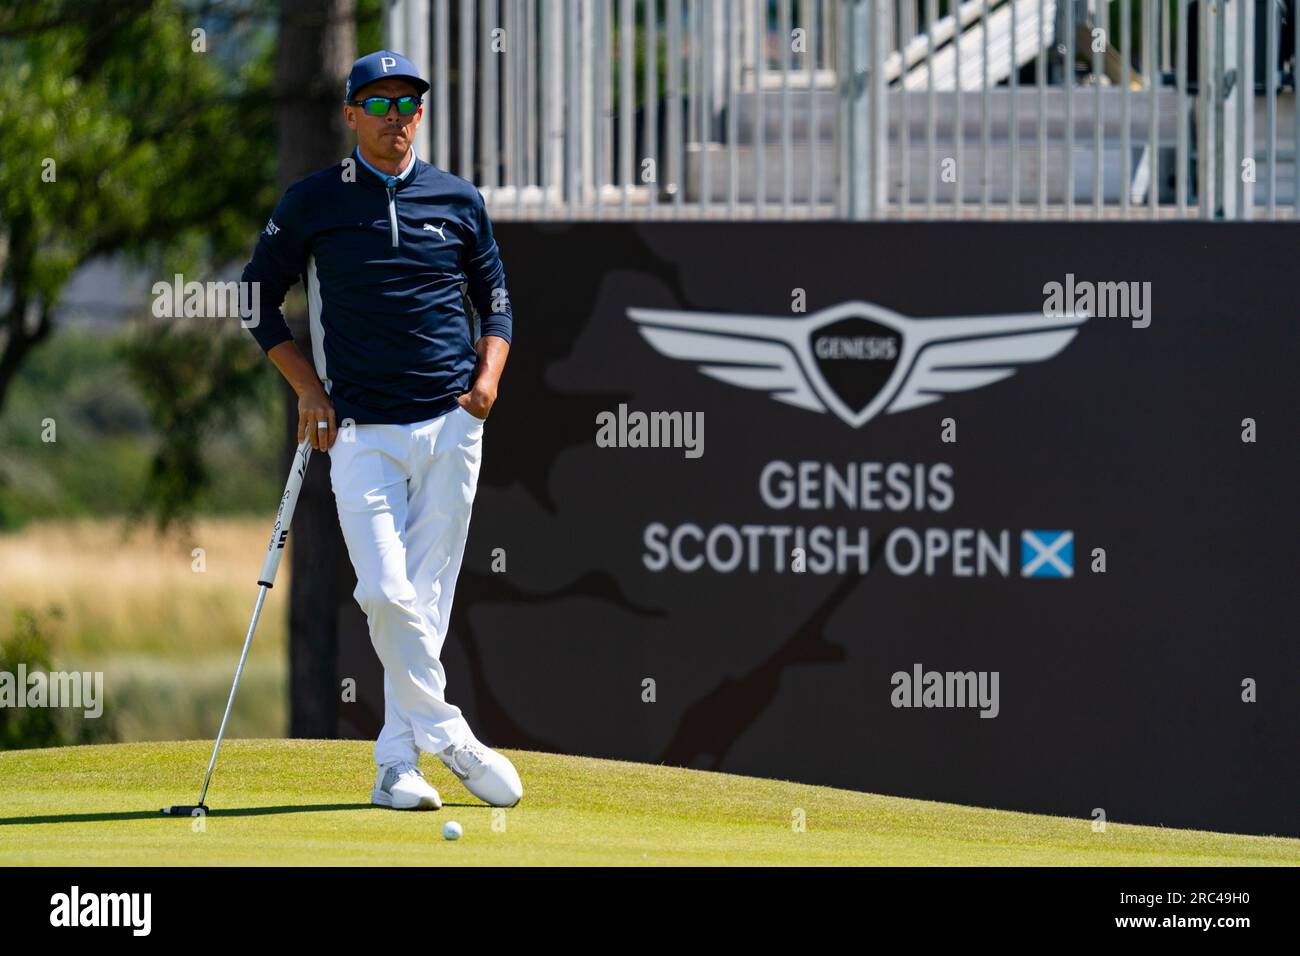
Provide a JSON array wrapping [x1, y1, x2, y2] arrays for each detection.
[[443, 820, 463, 841]]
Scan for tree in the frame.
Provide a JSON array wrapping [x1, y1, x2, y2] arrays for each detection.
[[275, 0, 356, 738], [0, 0, 276, 417], [0, 0, 284, 534], [1, 0, 370, 739]]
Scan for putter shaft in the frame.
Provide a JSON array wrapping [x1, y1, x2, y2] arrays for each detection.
[[185, 440, 313, 812], [197, 585, 269, 808]]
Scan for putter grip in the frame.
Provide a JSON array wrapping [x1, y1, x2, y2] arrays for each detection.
[[256, 439, 314, 587]]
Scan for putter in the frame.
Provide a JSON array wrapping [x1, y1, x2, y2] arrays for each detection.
[[162, 438, 314, 816]]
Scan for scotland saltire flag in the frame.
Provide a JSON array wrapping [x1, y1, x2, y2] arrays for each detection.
[[1021, 530, 1073, 578]]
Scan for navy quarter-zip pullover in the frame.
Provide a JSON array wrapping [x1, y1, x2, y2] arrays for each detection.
[[240, 147, 512, 425]]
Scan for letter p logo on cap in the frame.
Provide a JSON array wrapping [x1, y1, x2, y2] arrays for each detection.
[[344, 50, 431, 101]]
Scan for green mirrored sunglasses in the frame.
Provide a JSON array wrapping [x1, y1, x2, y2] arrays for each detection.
[[349, 95, 422, 117]]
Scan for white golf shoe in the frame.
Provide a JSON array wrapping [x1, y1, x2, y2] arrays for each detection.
[[371, 761, 442, 810], [438, 738, 523, 807]]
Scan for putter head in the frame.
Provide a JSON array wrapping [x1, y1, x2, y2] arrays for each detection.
[[161, 804, 209, 817]]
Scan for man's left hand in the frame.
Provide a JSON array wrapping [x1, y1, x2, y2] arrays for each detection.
[[458, 383, 495, 420]]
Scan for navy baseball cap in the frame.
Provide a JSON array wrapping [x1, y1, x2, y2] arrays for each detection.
[[345, 50, 430, 101]]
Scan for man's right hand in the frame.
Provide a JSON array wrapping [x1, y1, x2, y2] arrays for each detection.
[[266, 342, 338, 451], [298, 383, 338, 451]]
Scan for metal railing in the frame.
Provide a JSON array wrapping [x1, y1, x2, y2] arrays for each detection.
[[385, 0, 1299, 220]]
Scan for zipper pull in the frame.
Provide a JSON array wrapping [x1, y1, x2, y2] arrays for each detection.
[[386, 180, 398, 248]]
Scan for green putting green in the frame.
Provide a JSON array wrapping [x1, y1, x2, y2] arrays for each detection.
[[0, 740, 1295, 866]]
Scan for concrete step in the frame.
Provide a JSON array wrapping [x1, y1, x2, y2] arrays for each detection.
[[684, 140, 1297, 205], [717, 87, 1296, 144], [731, 89, 840, 141]]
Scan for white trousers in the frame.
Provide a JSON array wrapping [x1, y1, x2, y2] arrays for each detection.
[[328, 404, 486, 768]]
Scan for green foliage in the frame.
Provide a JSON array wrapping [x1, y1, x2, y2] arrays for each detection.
[[0, 604, 282, 749], [120, 321, 276, 533], [0, 608, 60, 749], [0, 1, 286, 529], [0, 327, 281, 530], [0, 0, 277, 296], [356, 0, 384, 54], [612, 2, 670, 114], [0, 605, 117, 749]]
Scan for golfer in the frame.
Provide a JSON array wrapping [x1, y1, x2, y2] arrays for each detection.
[[239, 50, 522, 810]]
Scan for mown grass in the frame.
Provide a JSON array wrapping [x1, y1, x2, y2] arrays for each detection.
[[0, 740, 1296, 866]]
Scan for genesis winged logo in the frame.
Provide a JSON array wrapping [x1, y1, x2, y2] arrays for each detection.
[[627, 300, 1088, 428]]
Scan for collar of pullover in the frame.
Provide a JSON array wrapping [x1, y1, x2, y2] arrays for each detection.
[[355, 145, 418, 189]]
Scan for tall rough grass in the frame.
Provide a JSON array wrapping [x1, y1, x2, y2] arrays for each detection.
[[0, 518, 288, 743], [0, 517, 288, 655]]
